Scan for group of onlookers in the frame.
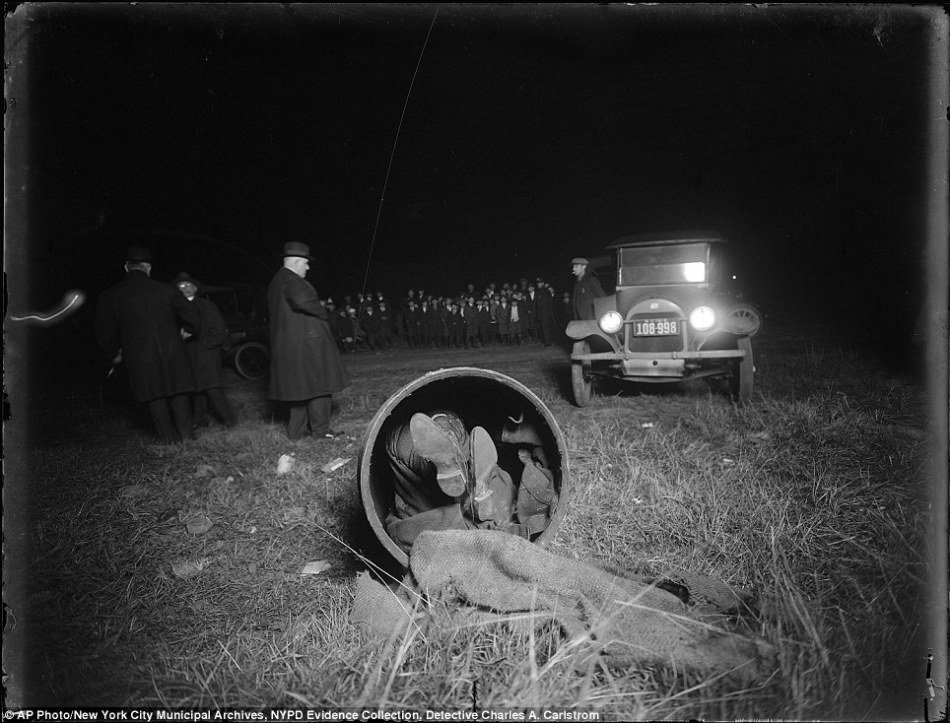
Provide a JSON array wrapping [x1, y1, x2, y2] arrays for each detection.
[[94, 247, 238, 444], [322, 279, 576, 353], [93, 245, 605, 444]]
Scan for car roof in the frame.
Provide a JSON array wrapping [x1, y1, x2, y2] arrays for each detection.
[[606, 230, 725, 250]]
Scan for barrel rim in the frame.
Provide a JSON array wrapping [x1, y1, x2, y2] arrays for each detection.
[[357, 366, 570, 569]]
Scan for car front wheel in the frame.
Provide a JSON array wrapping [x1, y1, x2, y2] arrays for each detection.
[[233, 341, 269, 381], [571, 340, 594, 407], [724, 304, 763, 337]]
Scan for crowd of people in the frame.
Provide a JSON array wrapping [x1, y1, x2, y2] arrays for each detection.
[[321, 278, 578, 354], [93, 242, 604, 445]]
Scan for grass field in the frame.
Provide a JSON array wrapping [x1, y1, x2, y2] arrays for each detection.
[[6, 318, 943, 720]]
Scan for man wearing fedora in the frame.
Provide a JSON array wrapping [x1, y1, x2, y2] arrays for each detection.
[[94, 246, 201, 444], [267, 242, 350, 440], [172, 272, 237, 430]]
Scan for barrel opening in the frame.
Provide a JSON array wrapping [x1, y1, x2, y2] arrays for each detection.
[[359, 368, 568, 568]]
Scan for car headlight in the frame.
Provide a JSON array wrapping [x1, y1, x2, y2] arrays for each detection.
[[599, 311, 624, 334], [688, 306, 716, 331]]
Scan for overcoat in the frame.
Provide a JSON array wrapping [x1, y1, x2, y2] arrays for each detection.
[[496, 302, 512, 335], [408, 306, 424, 339], [521, 293, 538, 333], [186, 296, 230, 391], [94, 270, 200, 402], [572, 271, 607, 321], [362, 308, 384, 349], [425, 305, 441, 339], [536, 287, 556, 325], [462, 303, 479, 338], [267, 267, 350, 401]]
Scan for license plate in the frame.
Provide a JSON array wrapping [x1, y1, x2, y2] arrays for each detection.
[[633, 318, 679, 336]]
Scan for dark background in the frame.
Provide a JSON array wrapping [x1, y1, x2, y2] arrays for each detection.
[[5, 4, 947, 377], [3, 5, 948, 714]]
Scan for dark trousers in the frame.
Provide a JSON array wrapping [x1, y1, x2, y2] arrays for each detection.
[[146, 394, 193, 443], [194, 387, 237, 427], [537, 318, 554, 346], [287, 395, 332, 439], [384, 420, 474, 553]]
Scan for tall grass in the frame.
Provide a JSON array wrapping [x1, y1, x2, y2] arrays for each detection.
[[14, 329, 935, 719]]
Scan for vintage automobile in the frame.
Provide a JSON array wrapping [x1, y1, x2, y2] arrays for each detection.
[[565, 231, 762, 407], [202, 284, 271, 381]]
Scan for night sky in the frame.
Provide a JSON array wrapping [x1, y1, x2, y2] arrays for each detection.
[[5, 4, 947, 364]]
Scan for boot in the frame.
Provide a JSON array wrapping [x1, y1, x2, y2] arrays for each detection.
[[516, 449, 558, 535], [410, 413, 468, 497]]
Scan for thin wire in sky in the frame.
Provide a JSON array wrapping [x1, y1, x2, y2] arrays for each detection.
[[358, 6, 439, 304]]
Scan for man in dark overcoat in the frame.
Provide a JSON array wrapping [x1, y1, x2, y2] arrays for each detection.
[[423, 300, 440, 348], [94, 246, 200, 443], [534, 280, 557, 346], [267, 242, 350, 440], [522, 285, 539, 344], [462, 297, 480, 349], [376, 301, 396, 350], [172, 272, 237, 429], [571, 257, 607, 321], [405, 300, 422, 348], [362, 304, 383, 351]]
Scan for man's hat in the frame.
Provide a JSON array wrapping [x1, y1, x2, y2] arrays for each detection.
[[126, 245, 152, 263], [172, 271, 201, 288], [282, 241, 314, 260], [571, 257, 589, 266]]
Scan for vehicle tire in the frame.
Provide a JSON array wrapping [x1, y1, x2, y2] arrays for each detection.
[[571, 340, 594, 407], [233, 341, 269, 381], [730, 336, 754, 403], [724, 304, 763, 337]]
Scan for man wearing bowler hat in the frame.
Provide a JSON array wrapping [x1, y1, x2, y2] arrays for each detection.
[[94, 246, 201, 443], [267, 241, 350, 440]]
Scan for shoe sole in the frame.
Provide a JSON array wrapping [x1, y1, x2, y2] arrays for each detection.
[[517, 462, 557, 522], [410, 413, 467, 497], [470, 426, 498, 493]]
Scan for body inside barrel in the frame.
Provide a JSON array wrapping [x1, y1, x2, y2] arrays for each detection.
[[359, 367, 569, 569]]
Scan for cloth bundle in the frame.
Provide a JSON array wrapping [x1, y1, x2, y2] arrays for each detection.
[[351, 529, 774, 680]]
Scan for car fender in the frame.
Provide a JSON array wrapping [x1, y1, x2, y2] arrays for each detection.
[[566, 294, 622, 350], [565, 320, 622, 352]]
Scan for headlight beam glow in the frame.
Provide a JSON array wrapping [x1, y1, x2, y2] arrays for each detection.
[[599, 311, 624, 334], [688, 306, 716, 331]]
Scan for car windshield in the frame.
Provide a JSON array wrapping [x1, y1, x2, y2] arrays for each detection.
[[618, 243, 710, 286]]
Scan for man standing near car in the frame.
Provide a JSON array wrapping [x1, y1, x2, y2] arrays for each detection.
[[267, 242, 350, 440], [94, 246, 200, 444], [534, 280, 557, 346], [172, 272, 237, 430], [571, 257, 606, 321]]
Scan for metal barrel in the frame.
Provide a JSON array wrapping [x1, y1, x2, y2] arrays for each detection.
[[358, 366, 570, 569]]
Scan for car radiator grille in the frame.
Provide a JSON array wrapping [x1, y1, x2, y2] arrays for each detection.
[[625, 312, 685, 353]]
